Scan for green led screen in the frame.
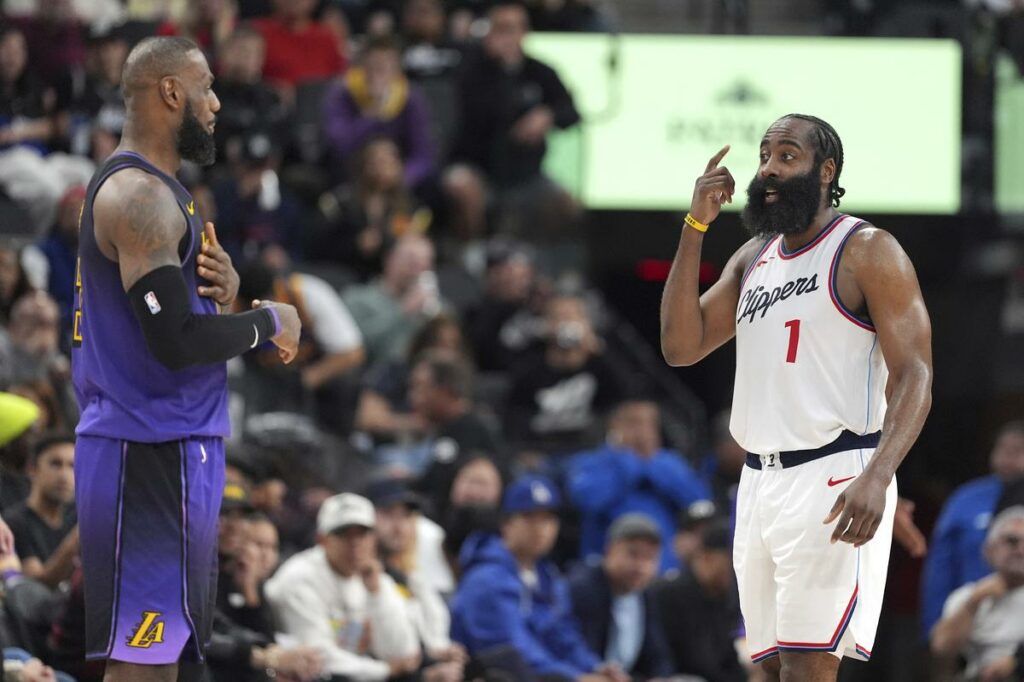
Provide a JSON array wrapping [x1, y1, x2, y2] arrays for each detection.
[[528, 35, 962, 214]]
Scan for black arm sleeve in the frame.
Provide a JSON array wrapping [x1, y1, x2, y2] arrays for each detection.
[[128, 265, 278, 371]]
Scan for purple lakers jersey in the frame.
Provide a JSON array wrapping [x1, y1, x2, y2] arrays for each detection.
[[71, 151, 229, 442]]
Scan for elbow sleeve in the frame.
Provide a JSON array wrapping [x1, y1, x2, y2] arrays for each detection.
[[128, 265, 278, 370]]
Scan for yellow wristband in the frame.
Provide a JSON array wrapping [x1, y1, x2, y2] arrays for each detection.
[[684, 213, 709, 233]]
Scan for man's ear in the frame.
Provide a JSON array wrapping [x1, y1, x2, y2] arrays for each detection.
[[821, 158, 836, 185], [159, 76, 184, 111]]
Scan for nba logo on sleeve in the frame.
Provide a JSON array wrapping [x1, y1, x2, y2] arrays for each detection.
[[144, 291, 161, 314]]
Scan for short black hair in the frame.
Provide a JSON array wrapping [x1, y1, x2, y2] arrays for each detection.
[[121, 36, 200, 101], [362, 34, 402, 57], [236, 260, 277, 303], [997, 420, 1024, 441], [31, 432, 75, 465], [415, 349, 473, 400], [782, 113, 846, 208], [407, 314, 462, 363]]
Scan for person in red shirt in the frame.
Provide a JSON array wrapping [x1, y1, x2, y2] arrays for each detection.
[[252, 0, 347, 91]]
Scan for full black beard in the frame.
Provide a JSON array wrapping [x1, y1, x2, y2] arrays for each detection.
[[741, 162, 824, 239], [176, 101, 216, 166]]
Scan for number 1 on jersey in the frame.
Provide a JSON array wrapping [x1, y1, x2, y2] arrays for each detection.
[[784, 319, 800, 363]]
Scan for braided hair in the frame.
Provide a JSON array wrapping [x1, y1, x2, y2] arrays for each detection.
[[782, 114, 846, 208]]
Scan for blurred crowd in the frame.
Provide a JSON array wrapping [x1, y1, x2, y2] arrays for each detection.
[[0, 0, 1022, 681]]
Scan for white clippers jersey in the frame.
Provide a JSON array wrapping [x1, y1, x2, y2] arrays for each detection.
[[729, 214, 888, 455]]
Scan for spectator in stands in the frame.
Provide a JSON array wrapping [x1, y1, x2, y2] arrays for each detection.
[[54, 24, 128, 160], [0, 26, 54, 153], [922, 420, 1024, 634], [311, 136, 432, 280], [404, 351, 500, 506], [0, 26, 84, 234], [322, 35, 435, 189], [156, 0, 239, 55], [931, 506, 1024, 681], [506, 293, 625, 453], [369, 478, 465, 682], [569, 398, 710, 573], [211, 132, 309, 262], [448, 0, 581, 238], [265, 493, 422, 680], [465, 239, 546, 372], [210, 493, 325, 682], [37, 185, 84, 336], [217, 486, 274, 636], [400, 0, 463, 161], [377, 349, 497, 478], [248, 513, 281, 581], [652, 517, 746, 682], [235, 259, 365, 428], [401, 0, 463, 81], [568, 514, 675, 680], [451, 475, 628, 682], [5, 433, 77, 589], [212, 25, 290, 169], [0, 22, 95, 229], [49, 568, 103, 681], [355, 314, 465, 445], [441, 453, 504, 567], [700, 409, 746, 520], [7, 383, 70, 447], [672, 500, 718, 574], [344, 233, 442, 371], [370, 477, 455, 595], [252, 0, 347, 92], [0, 245, 34, 326], [6, 292, 77, 427]]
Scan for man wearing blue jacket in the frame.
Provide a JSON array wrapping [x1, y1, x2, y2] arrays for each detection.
[[921, 420, 1024, 634], [568, 399, 710, 572], [451, 475, 629, 682]]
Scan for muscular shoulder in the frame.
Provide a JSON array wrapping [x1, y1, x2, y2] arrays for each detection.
[[94, 169, 183, 255], [841, 226, 914, 279], [725, 236, 772, 282]]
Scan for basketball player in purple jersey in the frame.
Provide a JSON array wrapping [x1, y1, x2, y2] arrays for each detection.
[[660, 115, 932, 681], [71, 37, 300, 681]]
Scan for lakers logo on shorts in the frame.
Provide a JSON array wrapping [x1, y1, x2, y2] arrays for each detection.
[[126, 611, 165, 648]]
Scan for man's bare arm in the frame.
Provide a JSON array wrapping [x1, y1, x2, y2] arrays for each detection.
[[91, 169, 300, 368], [853, 228, 933, 483], [93, 169, 185, 292], [660, 145, 755, 367], [824, 227, 932, 546], [660, 234, 762, 367], [21, 526, 78, 589]]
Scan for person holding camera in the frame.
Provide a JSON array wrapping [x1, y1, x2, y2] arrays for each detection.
[[505, 293, 624, 454]]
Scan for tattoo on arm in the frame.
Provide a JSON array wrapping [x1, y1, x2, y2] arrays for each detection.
[[96, 171, 185, 292]]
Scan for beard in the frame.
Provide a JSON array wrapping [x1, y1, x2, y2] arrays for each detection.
[[176, 101, 216, 166], [741, 161, 825, 239]]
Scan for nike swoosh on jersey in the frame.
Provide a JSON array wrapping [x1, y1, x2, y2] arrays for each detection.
[[186, 201, 195, 215], [250, 325, 259, 349], [827, 475, 856, 487]]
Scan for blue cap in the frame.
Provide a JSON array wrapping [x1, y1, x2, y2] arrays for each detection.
[[502, 475, 561, 514]]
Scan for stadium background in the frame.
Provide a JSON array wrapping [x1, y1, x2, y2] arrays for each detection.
[[0, 0, 1022, 681]]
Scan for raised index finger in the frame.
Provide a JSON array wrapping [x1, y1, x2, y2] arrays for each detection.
[[705, 145, 731, 173]]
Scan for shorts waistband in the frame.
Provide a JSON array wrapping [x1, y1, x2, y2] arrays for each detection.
[[745, 430, 881, 470]]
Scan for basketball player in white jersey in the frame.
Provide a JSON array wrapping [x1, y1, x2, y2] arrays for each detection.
[[660, 114, 933, 681]]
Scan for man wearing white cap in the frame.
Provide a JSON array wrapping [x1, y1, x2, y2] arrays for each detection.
[[265, 493, 421, 681]]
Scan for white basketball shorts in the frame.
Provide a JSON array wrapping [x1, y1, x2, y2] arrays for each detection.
[[733, 446, 897, 664]]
